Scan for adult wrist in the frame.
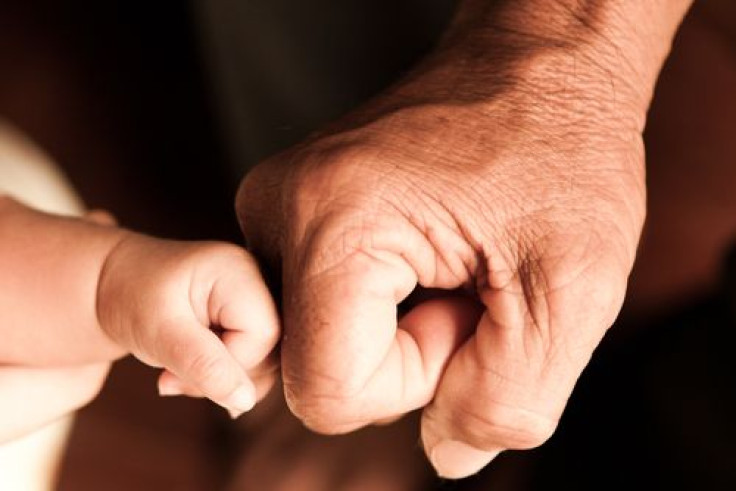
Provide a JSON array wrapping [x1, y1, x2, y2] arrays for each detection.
[[370, 0, 692, 136]]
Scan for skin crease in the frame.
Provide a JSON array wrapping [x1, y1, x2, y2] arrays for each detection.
[[0, 195, 280, 440], [236, 0, 694, 479]]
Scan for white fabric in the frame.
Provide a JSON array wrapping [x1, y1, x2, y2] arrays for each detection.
[[0, 120, 83, 491]]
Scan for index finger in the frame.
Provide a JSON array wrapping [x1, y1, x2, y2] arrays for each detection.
[[279, 225, 479, 433]]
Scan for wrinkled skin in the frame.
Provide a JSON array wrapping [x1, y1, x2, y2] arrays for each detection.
[[236, 1, 675, 478]]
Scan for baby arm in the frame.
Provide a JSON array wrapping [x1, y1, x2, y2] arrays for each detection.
[[0, 195, 128, 364], [0, 195, 280, 415]]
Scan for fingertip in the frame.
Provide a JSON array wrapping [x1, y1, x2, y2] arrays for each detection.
[[397, 296, 481, 377], [158, 371, 184, 397], [421, 402, 502, 479], [373, 413, 404, 426], [228, 407, 246, 420], [222, 379, 257, 415], [84, 209, 117, 226], [252, 370, 279, 401], [214, 273, 281, 371], [427, 439, 500, 479]]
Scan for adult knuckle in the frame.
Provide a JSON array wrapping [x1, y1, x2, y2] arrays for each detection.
[[236, 160, 288, 251], [292, 151, 367, 211], [236, 159, 280, 212], [292, 141, 414, 217], [283, 377, 366, 435]]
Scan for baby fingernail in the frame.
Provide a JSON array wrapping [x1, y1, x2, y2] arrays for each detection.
[[429, 440, 500, 479], [225, 384, 256, 416]]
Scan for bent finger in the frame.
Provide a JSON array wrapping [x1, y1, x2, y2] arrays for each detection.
[[210, 254, 281, 371], [158, 366, 278, 406], [282, 242, 479, 433], [420, 267, 625, 478], [154, 319, 257, 415]]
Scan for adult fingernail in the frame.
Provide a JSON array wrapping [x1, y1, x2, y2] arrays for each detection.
[[158, 378, 184, 397], [225, 384, 256, 416], [429, 440, 500, 479]]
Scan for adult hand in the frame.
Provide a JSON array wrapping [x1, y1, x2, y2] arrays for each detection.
[[236, 0, 690, 478]]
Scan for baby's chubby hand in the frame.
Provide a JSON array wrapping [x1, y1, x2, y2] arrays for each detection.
[[96, 234, 280, 417]]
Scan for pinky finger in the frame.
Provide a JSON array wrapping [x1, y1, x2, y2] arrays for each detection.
[[252, 370, 279, 402], [157, 370, 203, 398], [158, 367, 277, 417], [157, 369, 258, 419]]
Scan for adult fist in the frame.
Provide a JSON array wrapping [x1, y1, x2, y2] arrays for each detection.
[[235, 0, 682, 476]]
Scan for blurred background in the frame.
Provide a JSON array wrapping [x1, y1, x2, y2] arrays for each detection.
[[0, 0, 735, 489]]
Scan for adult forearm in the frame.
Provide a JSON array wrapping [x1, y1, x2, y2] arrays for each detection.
[[444, 0, 692, 106], [353, 0, 692, 138], [334, 0, 693, 183]]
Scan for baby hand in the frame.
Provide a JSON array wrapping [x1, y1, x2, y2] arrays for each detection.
[[96, 234, 279, 416]]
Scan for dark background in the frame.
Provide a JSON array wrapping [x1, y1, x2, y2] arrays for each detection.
[[1, 3, 238, 489], [1, 1, 735, 490]]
